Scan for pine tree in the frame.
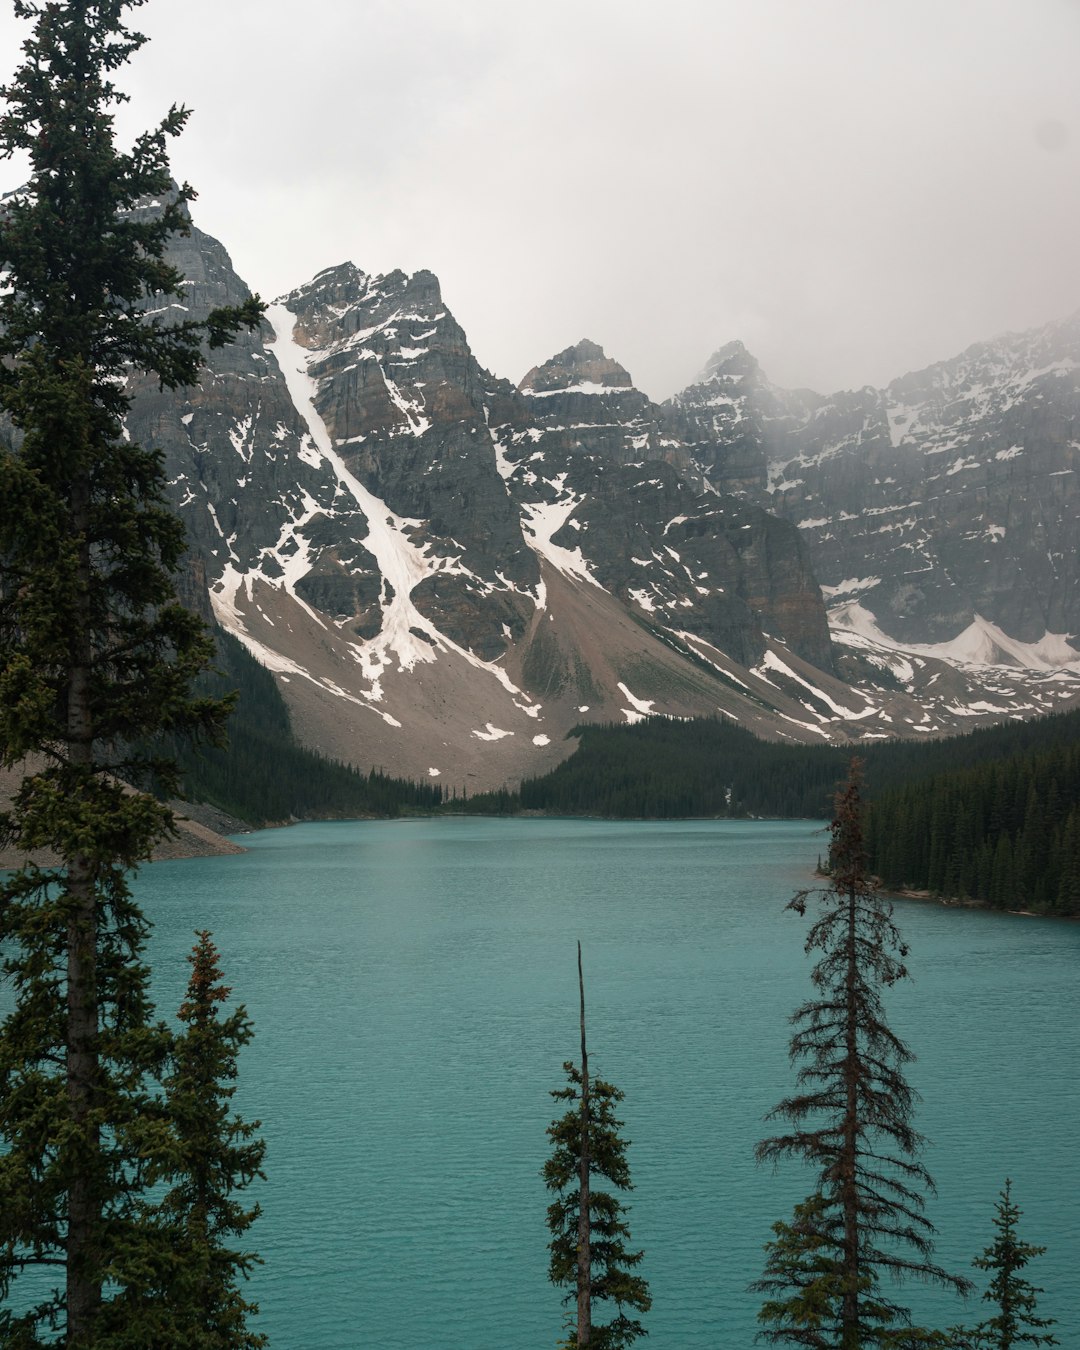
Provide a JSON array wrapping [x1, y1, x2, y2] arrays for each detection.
[[544, 944, 650, 1349], [954, 1182, 1057, 1349], [0, 2, 261, 1343], [756, 1195, 955, 1349], [754, 761, 971, 1348], [154, 932, 266, 1349]]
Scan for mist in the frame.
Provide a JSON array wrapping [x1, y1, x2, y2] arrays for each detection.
[[2, 0, 1077, 400]]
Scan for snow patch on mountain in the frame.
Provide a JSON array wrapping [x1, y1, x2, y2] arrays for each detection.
[[526, 382, 635, 398], [520, 482, 602, 590], [831, 601, 1080, 672], [821, 576, 882, 599], [752, 650, 876, 721], [472, 723, 513, 742], [264, 303, 441, 680], [616, 683, 657, 725]]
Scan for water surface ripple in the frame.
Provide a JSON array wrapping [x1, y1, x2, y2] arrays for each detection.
[[135, 818, 1079, 1349]]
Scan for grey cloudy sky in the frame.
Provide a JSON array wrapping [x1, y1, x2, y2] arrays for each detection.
[[3, 0, 1079, 400]]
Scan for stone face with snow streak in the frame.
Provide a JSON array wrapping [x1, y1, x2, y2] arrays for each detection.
[[670, 313, 1080, 651], [123, 214, 341, 622], [280, 262, 540, 661], [513, 339, 834, 671], [106, 206, 1080, 788]]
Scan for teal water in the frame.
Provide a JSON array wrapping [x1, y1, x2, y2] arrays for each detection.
[[102, 820, 1080, 1344]]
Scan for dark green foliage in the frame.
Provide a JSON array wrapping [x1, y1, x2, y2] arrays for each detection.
[[0, 834, 173, 1346], [0, 1, 261, 1342], [460, 709, 1080, 825], [754, 764, 970, 1348], [953, 1182, 1057, 1349], [545, 1064, 650, 1349], [149, 628, 444, 824], [756, 1197, 954, 1349], [115, 932, 265, 1349], [864, 731, 1080, 914]]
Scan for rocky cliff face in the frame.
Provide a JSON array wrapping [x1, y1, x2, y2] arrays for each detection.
[[123, 214, 333, 621], [667, 340, 821, 496], [671, 318, 1080, 651], [278, 262, 538, 660], [508, 339, 834, 671], [115, 220, 859, 787], [112, 214, 1080, 788]]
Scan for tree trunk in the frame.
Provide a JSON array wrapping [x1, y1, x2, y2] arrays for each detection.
[[841, 881, 860, 1350], [65, 497, 101, 1345], [577, 941, 591, 1347]]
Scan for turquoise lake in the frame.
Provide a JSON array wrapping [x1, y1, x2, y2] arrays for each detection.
[[129, 818, 1079, 1346]]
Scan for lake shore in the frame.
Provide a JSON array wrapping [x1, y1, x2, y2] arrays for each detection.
[[884, 883, 1078, 921], [0, 762, 246, 867]]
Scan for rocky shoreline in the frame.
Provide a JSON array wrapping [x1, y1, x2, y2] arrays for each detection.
[[885, 884, 1077, 921], [0, 763, 246, 869]]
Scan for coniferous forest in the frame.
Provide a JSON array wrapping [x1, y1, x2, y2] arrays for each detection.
[[469, 708, 1080, 821], [461, 711, 1080, 916], [864, 735, 1080, 915]]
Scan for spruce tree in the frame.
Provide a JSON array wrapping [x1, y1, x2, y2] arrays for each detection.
[[544, 945, 650, 1349], [757, 1193, 956, 1348], [955, 1182, 1057, 1350], [754, 761, 971, 1348], [153, 932, 266, 1349], [0, 2, 261, 1343]]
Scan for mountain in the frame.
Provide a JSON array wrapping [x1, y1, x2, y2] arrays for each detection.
[[511, 338, 833, 673], [670, 318, 1080, 648], [123, 222, 894, 791], [113, 213, 1080, 790]]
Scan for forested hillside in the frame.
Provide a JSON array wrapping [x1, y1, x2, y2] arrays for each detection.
[[865, 739, 1080, 915], [463, 709, 1080, 821], [156, 629, 443, 824], [459, 710, 1080, 916]]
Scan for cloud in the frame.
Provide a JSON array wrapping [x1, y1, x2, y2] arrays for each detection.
[[1, 0, 1078, 399]]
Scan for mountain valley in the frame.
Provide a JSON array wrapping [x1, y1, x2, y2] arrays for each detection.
[[120, 212, 1080, 791]]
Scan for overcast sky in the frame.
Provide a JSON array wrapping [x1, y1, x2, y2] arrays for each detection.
[[2, 1, 1079, 400]]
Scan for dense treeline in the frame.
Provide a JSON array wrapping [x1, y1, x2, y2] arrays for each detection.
[[464, 717, 842, 818], [173, 635, 1080, 908], [153, 629, 443, 824], [865, 737, 1080, 915], [462, 708, 1080, 823]]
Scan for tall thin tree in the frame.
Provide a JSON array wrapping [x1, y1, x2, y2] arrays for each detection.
[[156, 932, 266, 1349], [544, 944, 650, 1349], [0, 2, 261, 1343], [754, 761, 971, 1348]]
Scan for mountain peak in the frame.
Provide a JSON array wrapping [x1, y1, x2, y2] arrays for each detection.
[[519, 339, 635, 395], [558, 338, 607, 364], [697, 339, 761, 385], [283, 258, 365, 300]]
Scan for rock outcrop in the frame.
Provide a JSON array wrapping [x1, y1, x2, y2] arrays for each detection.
[[104, 210, 1080, 787], [670, 317, 1080, 650], [510, 339, 834, 671]]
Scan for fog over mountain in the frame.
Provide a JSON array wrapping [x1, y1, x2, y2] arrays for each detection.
[[2, 0, 1078, 400]]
